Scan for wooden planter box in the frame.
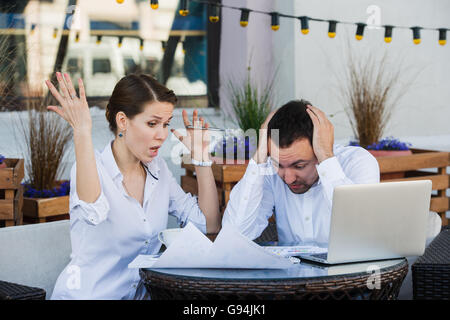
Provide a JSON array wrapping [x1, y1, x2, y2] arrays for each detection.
[[22, 180, 70, 224], [0, 159, 25, 227], [22, 195, 70, 224], [181, 149, 450, 226]]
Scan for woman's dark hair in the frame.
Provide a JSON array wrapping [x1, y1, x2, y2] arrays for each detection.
[[267, 99, 314, 148], [105, 74, 177, 133]]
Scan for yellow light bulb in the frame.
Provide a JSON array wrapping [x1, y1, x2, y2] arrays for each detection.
[[413, 38, 421, 45], [384, 37, 392, 43], [439, 39, 446, 46], [271, 25, 279, 31], [209, 16, 219, 23], [179, 9, 189, 16], [116, 0, 124, 3], [355, 35, 363, 41], [328, 32, 336, 38], [301, 29, 309, 35], [240, 21, 248, 27], [151, 4, 158, 9]]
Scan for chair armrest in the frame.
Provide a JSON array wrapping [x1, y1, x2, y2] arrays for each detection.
[[0, 280, 46, 300]]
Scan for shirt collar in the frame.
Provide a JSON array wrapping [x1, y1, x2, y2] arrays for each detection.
[[101, 140, 161, 180]]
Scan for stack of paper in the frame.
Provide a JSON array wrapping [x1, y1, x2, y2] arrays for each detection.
[[129, 222, 293, 269]]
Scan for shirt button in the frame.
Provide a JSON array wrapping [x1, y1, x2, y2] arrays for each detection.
[[305, 217, 310, 222], [132, 284, 137, 289], [144, 240, 149, 245], [143, 218, 147, 222]]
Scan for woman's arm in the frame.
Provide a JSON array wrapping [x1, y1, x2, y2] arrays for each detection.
[[194, 166, 220, 234], [46, 72, 101, 203], [171, 109, 221, 234]]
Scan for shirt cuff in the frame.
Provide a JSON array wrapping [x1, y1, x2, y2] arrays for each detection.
[[70, 191, 110, 225], [316, 156, 346, 182]]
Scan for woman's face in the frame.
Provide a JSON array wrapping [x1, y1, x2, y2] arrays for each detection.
[[123, 101, 174, 163]]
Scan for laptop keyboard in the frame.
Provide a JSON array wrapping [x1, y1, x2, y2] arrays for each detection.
[[310, 253, 328, 260]]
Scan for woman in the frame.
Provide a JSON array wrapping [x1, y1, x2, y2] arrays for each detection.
[[46, 72, 221, 299]]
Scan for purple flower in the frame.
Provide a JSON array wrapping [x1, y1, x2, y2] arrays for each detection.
[[23, 181, 70, 198], [349, 137, 411, 151]]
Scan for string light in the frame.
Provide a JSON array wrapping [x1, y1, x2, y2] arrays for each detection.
[[161, 41, 167, 52], [208, 3, 220, 23], [328, 20, 337, 38], [179, 0, 189, 16], [384, 25, 393, 43], [411, 26, 421, 44], [140, 38, 144, 51], [150, 0, 158, 10], [118, 36, 123, 48], [438, 28, 447, 46], [299, 16, 309, 34], [182, 41, 186, 54], [96, 35, 102, 45], [53, 28, 58, 39], [30, 24, 36, 35], [75, 31, 80, 43], [271, 12, 280, 31], [355, 23, 366, 41], [82, 1, 450, 47], [240, 9, 250, 27]]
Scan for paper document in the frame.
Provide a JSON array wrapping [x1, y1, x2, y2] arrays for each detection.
[[129, 222, 293, 269]]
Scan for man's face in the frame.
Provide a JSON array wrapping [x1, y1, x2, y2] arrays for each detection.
[[268, 138, 319, 194]]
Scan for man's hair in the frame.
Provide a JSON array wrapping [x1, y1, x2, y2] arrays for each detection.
[[267, 99, 313, 148]]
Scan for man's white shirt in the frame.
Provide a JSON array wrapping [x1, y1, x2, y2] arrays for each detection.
[[222, 144, 380, 245]]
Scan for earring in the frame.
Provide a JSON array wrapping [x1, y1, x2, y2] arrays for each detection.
[[118, 132, 123, 137]]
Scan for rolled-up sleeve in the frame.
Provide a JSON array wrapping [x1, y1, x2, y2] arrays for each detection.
[[69, 162, 110, 226], [167, 170, 207, 234], [222, 158, 276, 240]]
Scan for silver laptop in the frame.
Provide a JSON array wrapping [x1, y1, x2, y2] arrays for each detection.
[[298, 180, 432, 265]]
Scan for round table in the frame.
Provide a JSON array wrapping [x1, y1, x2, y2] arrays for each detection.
[[140, 258, 408, 300]]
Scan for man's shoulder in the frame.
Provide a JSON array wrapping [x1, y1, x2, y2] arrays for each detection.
[[334, 143, 374, 160]]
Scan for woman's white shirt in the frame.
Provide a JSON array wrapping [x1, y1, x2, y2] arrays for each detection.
[[51, 140, 206, 300]]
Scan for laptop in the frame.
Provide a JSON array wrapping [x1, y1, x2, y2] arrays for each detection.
[[297, 180, 432, 265]]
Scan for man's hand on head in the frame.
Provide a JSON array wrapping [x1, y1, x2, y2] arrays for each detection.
[[305, 105, 335, 163]]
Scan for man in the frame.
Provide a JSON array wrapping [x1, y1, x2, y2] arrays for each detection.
[[222, 100, 380, 245]]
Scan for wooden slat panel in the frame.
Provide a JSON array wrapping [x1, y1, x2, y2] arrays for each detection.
[[377, 152, 449, 173], [0, 200, 14, 219], [430, 197, 449, 213], [382, 174, 448, 190]]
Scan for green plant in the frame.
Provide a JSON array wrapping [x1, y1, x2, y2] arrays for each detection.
[[228, 66, 275, 134]]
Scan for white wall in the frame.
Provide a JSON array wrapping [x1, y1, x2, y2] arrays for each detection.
[[220, 0, 450, 142]]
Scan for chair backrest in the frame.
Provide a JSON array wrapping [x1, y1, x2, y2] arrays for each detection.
[[0, 220, 71, 299]]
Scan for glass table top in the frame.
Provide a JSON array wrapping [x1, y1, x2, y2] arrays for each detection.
[[144, 258, 406, 281]]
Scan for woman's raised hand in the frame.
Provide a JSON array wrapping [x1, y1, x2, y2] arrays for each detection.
[[171, 109, 211, 162], [45, 72, 92, 134]]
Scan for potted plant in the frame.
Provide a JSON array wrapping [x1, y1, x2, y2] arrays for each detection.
[[15, 90, 72, 223], [339, 51, 414, 154], [217, 66, 275, 162]]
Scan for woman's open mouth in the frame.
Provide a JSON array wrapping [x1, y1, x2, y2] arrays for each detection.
[[149, 145, 160, 156]]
